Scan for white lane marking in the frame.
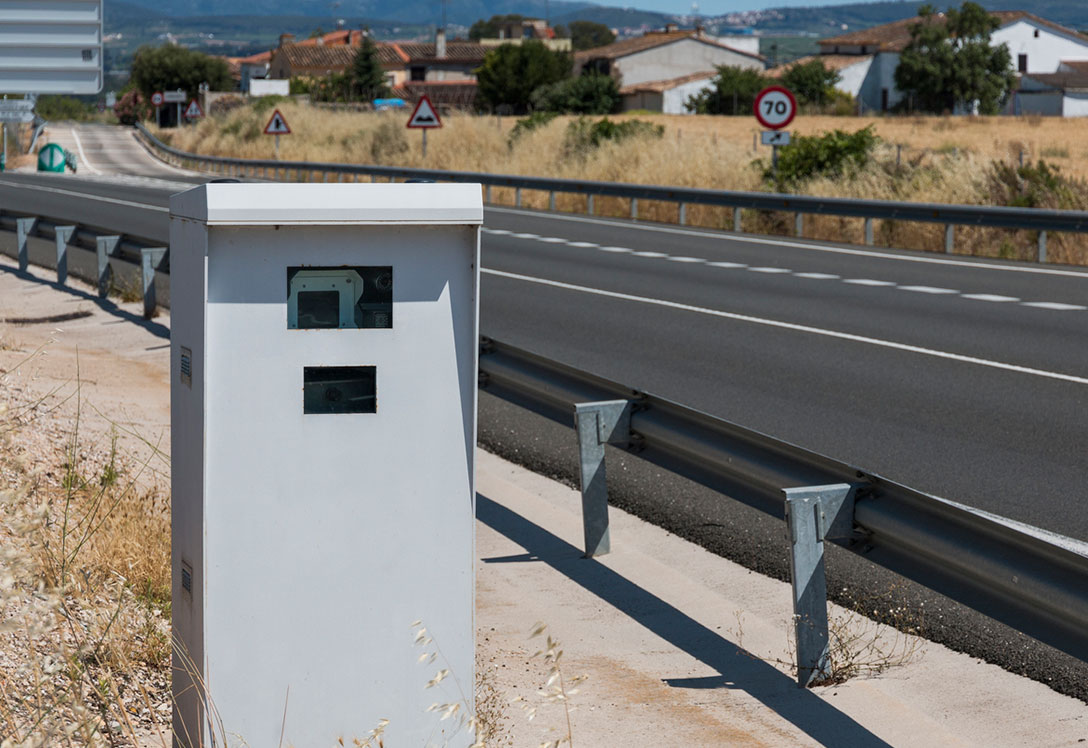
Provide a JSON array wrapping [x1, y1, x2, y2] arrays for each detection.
[[0, 180, 169, 212], [795, 272, 840, 279], [633, 251, 667, 258], [486, 206, 1088, 279], [69, 128, 102, 176], [668, 256, 706, 263], [484, 228, 510, 235], [962, 294, 1019, 303], [567, 241, 598, 248], [598, 246, 632, 253], [899, 285, 959, 294], [844, 278, 896, 286], [748, 267, 791, 273], [511, 232, 540, 239], [1022, 301, 1088, 311], [482, 268, 1088, 386], [709, 261, 747, 268], [537, 237, 566, 243]]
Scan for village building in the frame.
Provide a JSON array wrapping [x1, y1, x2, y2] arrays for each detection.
[[477, 18, 571, 52], [810, 11, 1088, 114]]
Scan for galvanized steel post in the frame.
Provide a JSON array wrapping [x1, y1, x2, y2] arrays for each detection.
[[795, 213, 803, 237], [733, 208, 742, 233], [587, 194, 594, 215], [1038, 230, 1047, 263], [549, 191, 556, 212], [515, 187, 522, 207], [574, 400, 632, 558], [631, 198, 638, 220], [15, 216, 36, 272], [141, 247, 168, 319], [54, 225, 75, 285], [783, 484, 856, 687], [864, 218, 874, 246], [945, 224, 954, 253], [678, 202, 686, 226], [485, 184, 492, 204], [96, 235, 120, 298]]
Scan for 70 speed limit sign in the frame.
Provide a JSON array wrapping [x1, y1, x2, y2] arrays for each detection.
[[753, 86, 797, 130]]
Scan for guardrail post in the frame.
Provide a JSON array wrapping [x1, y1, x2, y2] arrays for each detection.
[[54, 225, 75, 285], [574, 400, 632, 558], [96, 235, 120, 298], [945, 224, 954, 254], [15, 217, 36, 272], [141, 247, 168, 319], [515, 188, 522, 208], [630, 198, 638, 220], [1038, 231, 1047, 263], [587, 194, 594, 215], [864, 218, 874, 246], [783, 483, 857, 687], [733, 208, 742, 233], [678, 202, 686, 226], [549, 191, 556, 212], [795, 213, 804, 238]]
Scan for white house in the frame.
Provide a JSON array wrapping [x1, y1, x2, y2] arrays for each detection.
[[619, 70, 717, 114], [576, 25, 764, 107], [814, 11, 1088, 114]]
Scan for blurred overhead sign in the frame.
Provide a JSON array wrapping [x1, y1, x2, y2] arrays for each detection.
[[0, 0, 103, 94]]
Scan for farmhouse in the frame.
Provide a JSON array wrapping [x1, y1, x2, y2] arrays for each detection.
[[577, 25, 764, 113], [814, 11, 1088, 114]]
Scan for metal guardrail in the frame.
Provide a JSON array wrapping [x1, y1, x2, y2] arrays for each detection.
[[135, 122, 1088, 262], [478, 338, 1088, 684]]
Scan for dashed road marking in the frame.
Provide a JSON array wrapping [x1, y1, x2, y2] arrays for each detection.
[[962, 294, 1019, 303], [899, 285, 959, 294], [844, 279, 896, 286]]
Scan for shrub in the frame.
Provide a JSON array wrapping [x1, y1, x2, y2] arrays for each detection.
[[686, 65, 768, 115], [252, 94, 289, 114], [113, 89, 151, 125], [987, 160, 1087, 210], [35, 95, 93, 121], [369, 118, 409, 163], [764, 125, 879, 187], [509, 110, 557, 143], [530, 73, 620, 114], [564, 116, 663, 156], [476, 41, 571, 113], [208, 95, 245, 117]]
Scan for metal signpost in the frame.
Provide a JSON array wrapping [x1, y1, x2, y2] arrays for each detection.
[[753, 85, 797, 175], [263, 108, 291, 159], [406, 95, 442, 158], [0, 0, 102, 94], [164, 89, 186, 127], [151, 91, 164, 126]]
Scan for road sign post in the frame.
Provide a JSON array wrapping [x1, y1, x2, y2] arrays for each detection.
[[406, 95, 442, 159], [184, 98, 204, 123], [754, 86, 797, 178], [263, 108, 291, 160], [151, 91, 164, 126]]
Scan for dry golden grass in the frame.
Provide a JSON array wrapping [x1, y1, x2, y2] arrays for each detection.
[[157, 102, 1088, 265]]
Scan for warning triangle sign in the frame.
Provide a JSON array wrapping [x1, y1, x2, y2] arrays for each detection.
[[264, 109, 291, 135], [184, 99, 204, 119], [406, 96, 442, 129]]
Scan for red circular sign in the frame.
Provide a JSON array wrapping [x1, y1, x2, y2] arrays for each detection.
[[753, 86, 797, 130], [151, 91, 164, 106]]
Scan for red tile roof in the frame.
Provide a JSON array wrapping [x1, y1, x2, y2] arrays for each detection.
[[619, 70, 715, 94], [819, 11, 1088, 52], [576, 29, 764, 63]]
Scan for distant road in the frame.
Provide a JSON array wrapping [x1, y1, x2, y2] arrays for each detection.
[[39, 122, 202, 181]]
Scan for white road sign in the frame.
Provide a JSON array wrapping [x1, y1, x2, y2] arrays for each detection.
[[163, 90, 186, 103], [264, 109, 291, 135], [761, 130, 791, 146], [406, 96, 442, 129], [151, 91, 164, 106], [0, 99, 35, 123], [184, 99, 204, 119], [0, 0, 102, 94], [753, 86, 797, 130]]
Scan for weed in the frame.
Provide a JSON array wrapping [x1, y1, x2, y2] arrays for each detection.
[[1041, 146, 1070, 159], [511, 622, 587, 748]]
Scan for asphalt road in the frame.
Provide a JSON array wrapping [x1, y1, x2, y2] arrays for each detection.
[[5, 127, 1088, 698]]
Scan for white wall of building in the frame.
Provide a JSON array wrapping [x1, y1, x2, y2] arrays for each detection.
[[249, 78, 289, 96], [1062, 92, 1088, 117], [833, 56, 873, 97], [717, 35, 760, 56], [616, 38, 762, 87], [993, 20, 1088, 73], [662, 76, 716, 113]]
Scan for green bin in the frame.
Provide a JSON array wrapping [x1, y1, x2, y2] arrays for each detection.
[[38, 143, 66, 172]]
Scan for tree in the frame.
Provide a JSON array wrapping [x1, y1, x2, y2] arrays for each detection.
[[568, 21, 615, 51], [894, 2, 1015, 114], [130, 44, 232, 99], [352, 33, 389, 99], [469, 14, 524, 41], [779, 59, 840, 107], [686, 66, 767, 115], [475, 41, 571, 113], [530, 73, 620, 114]]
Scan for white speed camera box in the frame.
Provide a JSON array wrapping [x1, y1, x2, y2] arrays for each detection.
[[169, 183, 481, 747]]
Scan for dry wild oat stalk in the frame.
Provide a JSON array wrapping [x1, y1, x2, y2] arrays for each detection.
[[511, 622, 588, 748]]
